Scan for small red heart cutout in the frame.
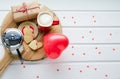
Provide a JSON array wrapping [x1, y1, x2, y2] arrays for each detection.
[[44, 33, 69, 59]]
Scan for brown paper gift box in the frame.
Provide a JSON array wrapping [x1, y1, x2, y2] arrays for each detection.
[[11, 0, 40, 22]]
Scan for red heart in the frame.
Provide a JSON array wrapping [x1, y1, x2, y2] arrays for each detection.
[[44, 33, 69, 59]]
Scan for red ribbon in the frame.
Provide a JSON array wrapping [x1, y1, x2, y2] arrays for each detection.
[[16, 2, 28, 13], [16, 2, 29, 19], [15, 2, 40, 20]]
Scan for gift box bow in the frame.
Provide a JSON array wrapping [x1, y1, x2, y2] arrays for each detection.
[[16, 2, 40, 13], [12, 1, 40, 20]]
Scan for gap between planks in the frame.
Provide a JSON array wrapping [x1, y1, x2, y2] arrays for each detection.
[[11, 60, 120, 65], [1, 26, 120, 28], [1, 10, 120, 12], [1, 43, 120, 45]]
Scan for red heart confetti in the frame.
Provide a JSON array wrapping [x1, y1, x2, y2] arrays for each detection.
[[94, 20, 96, 23], [68, 67, 71, 70], [92, 38, 95, 41], [98, 52, 102, 55], [80, 70, 83, 73], [72, 45, 74, 48], [105, 74, 108, 77], [22, 65, 26, 68], [74, 21, 76, 24], [72, 16, 74, 19], [82, 53, 86, 56], [63, 16, 66, 19], [92, 16, 95, 18], [56, 69, 60, 72], [36, 76, 40, 79], [109, 33, 112, 36], [72, 53, 75, 56], [21, 62, 26, 69], [112, 48, 116, 51], [89, 30, 92, 34], [92, 16, 97, 23], [82, 36, 85, 39], [86, 65, 90, 68], [94, 68, 97, 71], [95, 47, 98, 50]]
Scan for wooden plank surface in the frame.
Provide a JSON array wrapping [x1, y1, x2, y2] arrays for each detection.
[[1, 63, 120, 79], [1, 11, 120, 26], [63, 28, 120, 43], [0, 0, 120, 10], [0, 0, 120, 79], [11, 44, 120, 63]]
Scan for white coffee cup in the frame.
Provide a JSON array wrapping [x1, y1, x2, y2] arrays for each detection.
[[37, 11, 59, 31]]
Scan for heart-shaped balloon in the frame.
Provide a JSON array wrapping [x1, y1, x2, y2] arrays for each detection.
[[43, 33, 69, 59]]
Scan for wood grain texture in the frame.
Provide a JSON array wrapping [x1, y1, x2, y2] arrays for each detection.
[[0, 0, 120, 10], [0, 0, 120, 79], [1, 11, 120, 26], [63, 28, 120, 43], [1, 63, 120, 79]]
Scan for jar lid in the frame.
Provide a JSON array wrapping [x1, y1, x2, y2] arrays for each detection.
[[2, 28, 23, 50]]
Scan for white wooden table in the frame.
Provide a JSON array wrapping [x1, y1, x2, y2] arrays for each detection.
[[0, 0, 120, 79]]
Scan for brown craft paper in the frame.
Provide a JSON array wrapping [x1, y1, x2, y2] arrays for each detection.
[[11, 0, 40, 22], [0, 4, 62, 76]]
